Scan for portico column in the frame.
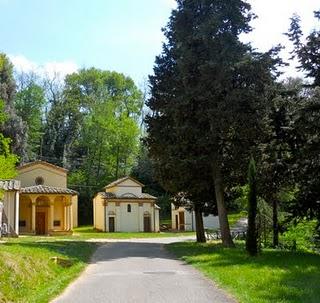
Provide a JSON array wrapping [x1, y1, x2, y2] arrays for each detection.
[[70, 201, 73, 229], [64, 204, 67, 230], [104, 201, 108, 232], [31, 197, 36, 234], [15, 191, 20, 235], [49, 199, 54, 231], [115, 202, 121, 232], [138, 202, 144, 232]]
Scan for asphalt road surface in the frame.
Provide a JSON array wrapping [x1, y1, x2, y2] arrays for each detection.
[[52, 237, 236, 303]]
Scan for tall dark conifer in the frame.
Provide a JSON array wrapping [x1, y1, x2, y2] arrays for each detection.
[[146, 0, 280, 246]]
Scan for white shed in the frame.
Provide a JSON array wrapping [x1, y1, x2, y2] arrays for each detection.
[[171, 204, 219, 231]]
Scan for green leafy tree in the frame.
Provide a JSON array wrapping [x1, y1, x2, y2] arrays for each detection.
[[15, 72, 45, 160], [146, 0, 281, 246], [0, 99, 18, 181], [0, 53, 27, 159]]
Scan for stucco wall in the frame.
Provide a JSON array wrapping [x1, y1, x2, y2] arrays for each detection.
[[107, 179, 142, 196], [72, 196, 78, 228], [2, 191, 16, 233], [17, 165, 67, 188], [171, 204, 219, 231], [93, 194, 105, 231]]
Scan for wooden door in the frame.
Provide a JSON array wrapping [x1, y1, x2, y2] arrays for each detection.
[[144, 216, 151, 232], [175, 215, 179, 230], [109, 217, 115, 232], [179, 212, 185, 231], [36, 212, 46, 235]]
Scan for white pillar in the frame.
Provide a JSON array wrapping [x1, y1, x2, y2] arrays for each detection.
[[15, 191, 19, 235], [139, 203, 144, 232], [70, 202, 73, 229], [115, 203, 121, 232], [31, 199, 36, 233], [150, 203, 154, 232], [49, 200, 54, 231], [104, 202, 108, 232], [64, 205, 67, 230]]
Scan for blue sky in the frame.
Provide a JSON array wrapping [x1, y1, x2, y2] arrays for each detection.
[[0, 0, 319, 85]]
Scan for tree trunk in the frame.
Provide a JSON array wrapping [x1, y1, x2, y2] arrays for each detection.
[[272, 200, 279, 247], [194, 207, 206, 243], [212, 162, 235, 247]]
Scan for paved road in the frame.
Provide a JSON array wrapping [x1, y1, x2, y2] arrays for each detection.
[[52, 237, 236, 303]]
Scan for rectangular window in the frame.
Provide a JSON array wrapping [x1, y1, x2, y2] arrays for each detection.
[[54, 220, 61, 227], [19, 220, 26, 227]]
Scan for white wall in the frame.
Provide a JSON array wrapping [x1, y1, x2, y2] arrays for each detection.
[[107, 179, 142, 197], [17, 165, 67, 188], [93, 194, 105, 231], [171, 204, 219, 231]]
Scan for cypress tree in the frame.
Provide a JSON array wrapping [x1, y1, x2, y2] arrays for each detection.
[[246, 158, 258, 256]]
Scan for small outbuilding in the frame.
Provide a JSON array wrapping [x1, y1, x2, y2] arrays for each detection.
[[171, 204, 219, 231], [93, 176, 160, 232]]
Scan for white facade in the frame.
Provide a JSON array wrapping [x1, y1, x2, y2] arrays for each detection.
[[171, 204, 219, 231], [93, 177, 160, 233]]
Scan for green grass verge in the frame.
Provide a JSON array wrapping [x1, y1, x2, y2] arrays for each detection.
[[0, 237, 96, 303], [72, 226, 194, 239], [167, 241, 320, 303]]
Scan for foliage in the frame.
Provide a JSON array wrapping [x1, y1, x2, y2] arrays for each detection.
[[168, 241, 320, 303], [0, 99, 18, 182], [286, 11, 320, 86], [0, 53, 27, 159], [246, 158, 258, 256], [281, 219, 318, 252], [146, 0, 282, 247], [14, 72, 46, 160]]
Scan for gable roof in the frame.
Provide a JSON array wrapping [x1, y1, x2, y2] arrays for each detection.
[[104, 176, 144, 189], [17, 161, 68, 173], [98, 192, 156, 200], [0, 180, 21, 191]]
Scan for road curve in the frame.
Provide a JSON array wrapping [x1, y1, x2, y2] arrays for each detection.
[[52, 237, 236, 303]]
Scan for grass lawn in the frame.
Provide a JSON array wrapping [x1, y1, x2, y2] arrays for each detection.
[[72, 226, 195, 239], [167, 241, 320, 303], [0, 237, 96, 303]]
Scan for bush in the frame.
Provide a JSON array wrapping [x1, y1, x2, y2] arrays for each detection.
[[281, 219, 318, 252]]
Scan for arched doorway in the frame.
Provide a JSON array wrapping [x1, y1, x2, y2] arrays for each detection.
[[35, 196, 50, 235], [144, 211, 151, 232]]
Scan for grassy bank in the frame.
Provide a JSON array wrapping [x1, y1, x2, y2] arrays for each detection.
[[167, 241, 320, 303], [72, 226, 195, 239], [0, 237, 96, 303]]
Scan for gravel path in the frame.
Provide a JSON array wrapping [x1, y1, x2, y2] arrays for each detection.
[[52, 237, 236, 303]]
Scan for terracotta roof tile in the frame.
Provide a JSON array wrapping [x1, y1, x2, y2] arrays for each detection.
[[21, 185, 78, 195], [0, 180, 21, 191], [99, 192, 156, 200]]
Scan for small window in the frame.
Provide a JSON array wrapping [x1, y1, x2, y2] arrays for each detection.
[[19, 220, 26, 227], [127, 204, 131, 213], [54, 220, 61, 227], [35, 176, 44, 185]]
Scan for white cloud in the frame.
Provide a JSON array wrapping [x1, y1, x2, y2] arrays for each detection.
[[8, 54, 78, 79]]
